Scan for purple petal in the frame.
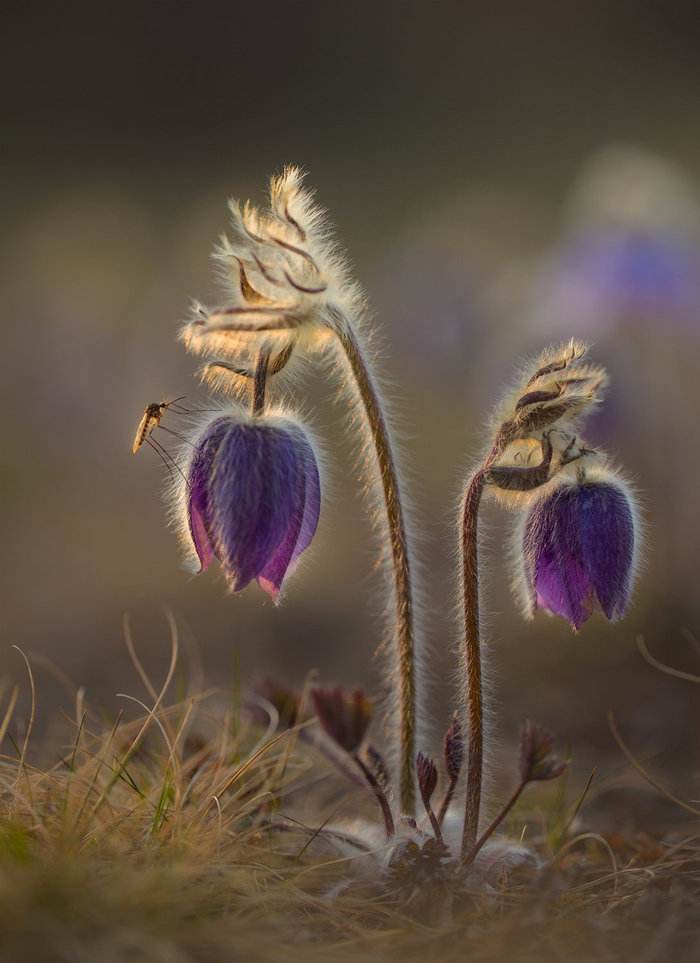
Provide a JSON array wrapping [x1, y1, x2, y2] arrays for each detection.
[[578, 483, 635, 620], [524, 487, 594, 630], [257, 430, 321, 600], [534, 543, 592, 631], [524, 481, 635, 630], [256, 469, 306, 602], [209, 423, 301, 590], [187, 418, 230, 572]]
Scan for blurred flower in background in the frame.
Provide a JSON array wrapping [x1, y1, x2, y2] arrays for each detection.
[[527, 145, 700, 341]]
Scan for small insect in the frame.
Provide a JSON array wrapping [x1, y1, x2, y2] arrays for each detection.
[[132, 397, 187, 453]]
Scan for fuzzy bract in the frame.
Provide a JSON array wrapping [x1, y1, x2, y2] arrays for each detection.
[[517, 478, 636, 631], [186, 413, 321, 601], [180, 167, 365, 373]]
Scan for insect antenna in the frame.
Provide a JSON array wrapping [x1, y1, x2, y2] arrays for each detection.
[[156, 424, 196, 448], [168, 405, 220, 415], [166, 397, 220, 416]]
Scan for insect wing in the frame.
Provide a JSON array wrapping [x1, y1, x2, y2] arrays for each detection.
[[133, 409, 154, 453]]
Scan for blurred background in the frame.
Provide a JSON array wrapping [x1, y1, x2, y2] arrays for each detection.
[[2, 2, 699, 797]]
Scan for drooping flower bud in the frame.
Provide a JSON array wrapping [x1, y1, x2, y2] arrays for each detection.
[[311, 687, 372, 755], [183, 410, 321, 602], [518, 721, 567, 783], [513, 470, 638, 631]]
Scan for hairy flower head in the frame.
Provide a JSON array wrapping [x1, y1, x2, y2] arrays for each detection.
[[492, 340, 608, 448], [181, 168, 365, 383]]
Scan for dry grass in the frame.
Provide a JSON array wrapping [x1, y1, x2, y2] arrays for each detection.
[[1, 629, 700, 963]]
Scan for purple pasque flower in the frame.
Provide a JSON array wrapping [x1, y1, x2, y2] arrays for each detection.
[[518, 477, 636, 631], [186, 411, 321, 601]]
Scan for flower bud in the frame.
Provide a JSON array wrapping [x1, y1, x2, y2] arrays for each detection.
[[514, 472, 638, 631], [416, 752, 438, 807], [518, 721, 567, 783], [184, 411, 321, 601], [311, 687, 372, 754]]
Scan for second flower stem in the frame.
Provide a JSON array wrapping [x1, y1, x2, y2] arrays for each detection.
[[460, 435, 504, 860]]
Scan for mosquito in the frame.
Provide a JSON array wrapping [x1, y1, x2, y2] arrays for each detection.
[[132, 396, 213, 487], [132, 397, 190, 453]]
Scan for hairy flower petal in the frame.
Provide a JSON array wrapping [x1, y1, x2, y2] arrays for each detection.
[[183, 412, 322, 599], [187, 418, 231, 572], [522, 480, 636, 631], [257, 428, 321, 600], [210, 423, 301, 591]]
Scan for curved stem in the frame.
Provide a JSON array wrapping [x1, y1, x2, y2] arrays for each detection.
[[459, 434, 505, 860], [335, 321, 417, 816]]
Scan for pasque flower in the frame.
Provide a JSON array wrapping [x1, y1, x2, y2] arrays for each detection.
[[515, 472, 637, 631], [183, 409, 321, 601]]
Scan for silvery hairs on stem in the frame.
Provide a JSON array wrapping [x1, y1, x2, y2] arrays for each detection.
[[177, 168, 427, 817]]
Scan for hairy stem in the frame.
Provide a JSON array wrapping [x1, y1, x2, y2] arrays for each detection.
[[252, 347, 271, 415], [424, 799, 444, 846], [459, 468, 487, 858], [459, 434, 505, 860], [437, 776, 458, 826], [336, 321, 417, 816]]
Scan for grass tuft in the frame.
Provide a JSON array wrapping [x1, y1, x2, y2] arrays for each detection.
[[1, 637, 699, 962]]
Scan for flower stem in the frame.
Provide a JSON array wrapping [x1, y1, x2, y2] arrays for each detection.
[[354, 754, 396, 838], [459, 435, 504, 860], [437, 775, 458, 826], [463, 778, 527, 869], [335, 321, 418, 816], [424, 799, 444, 846], [252, 347, 271, 415]]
